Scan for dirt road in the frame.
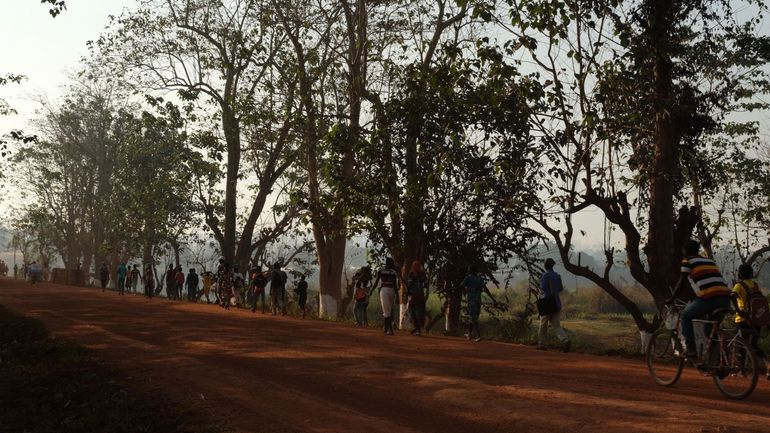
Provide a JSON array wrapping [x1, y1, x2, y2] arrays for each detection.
[[1, 277, 768, 433]]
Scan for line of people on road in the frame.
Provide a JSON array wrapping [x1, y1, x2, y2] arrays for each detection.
[[96, 258, 310, 319]]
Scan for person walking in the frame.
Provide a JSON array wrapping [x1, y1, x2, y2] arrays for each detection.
[[13, 263, 18, 279], [218, 263, 234, 309], [165, 264, 177, 300], [250, 267, 267, 313], [232, 265, 245, 306], [406, 261, 428, 336], [371, 257, 400, 335], [175, 266, 185, 300], [459, 265, 492, 342], [269, 263, 288, 315], [200, 271, 213, 304], [116, 262, 128, 295], [143, 264, 155, 299], [186, 268, 199, 302], [537, 258, 570, 352], [294, 275, 308, 319], [130, 264, 140, 294], [353, 280, 368, 326], [99, 262, 110, 292]]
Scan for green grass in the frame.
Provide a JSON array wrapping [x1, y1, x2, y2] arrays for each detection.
[[0, 305, 225, 433]]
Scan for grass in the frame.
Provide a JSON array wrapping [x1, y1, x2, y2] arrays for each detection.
[[0, 305, 225, 433]]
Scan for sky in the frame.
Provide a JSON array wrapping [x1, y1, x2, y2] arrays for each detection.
[[3, 0, 763, 260], [0, 1, 138, 134]]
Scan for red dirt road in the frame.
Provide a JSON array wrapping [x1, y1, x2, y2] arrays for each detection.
[[1, 277, 769, 433]]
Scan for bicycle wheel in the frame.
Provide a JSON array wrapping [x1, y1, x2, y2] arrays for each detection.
[[646, 328, 685, 386], [713, 337, 759, 400]]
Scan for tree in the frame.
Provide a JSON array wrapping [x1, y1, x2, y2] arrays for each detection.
[[490, 0, 770, 331], [94, 0, 300, 271]]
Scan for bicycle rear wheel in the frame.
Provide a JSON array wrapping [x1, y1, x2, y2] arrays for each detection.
[[646, 328, 685, 386], [713, 337, 759, 400]]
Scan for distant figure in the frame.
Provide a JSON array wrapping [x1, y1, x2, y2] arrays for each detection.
[[165, 264, 177, 300], [218, 263, 234, 309], [130, 264, 141, 293], [123, 263, 131, 293], [537, 258, 570, 352], [250, 267, 267, 313], [175, 266, 185, 300], [406, 261, 428, 336], [186, 268, 199, 302], [99, 262, 109, 292], [353, 280, 368, 326], [116, 262, 128, 295], [200, 271, 213, 304], [371, 257, 399, 335], [269, 263, 288, 315], [294, 275, 308, 319], [459, 264, 490, 342], [143, 264, 155, 298], [232, 265, 245, 306], [13, 263, 18, 279]]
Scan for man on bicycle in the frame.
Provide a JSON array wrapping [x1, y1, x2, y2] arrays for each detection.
[[668, 239, 731, 359]]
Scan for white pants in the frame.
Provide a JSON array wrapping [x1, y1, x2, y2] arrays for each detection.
[[538, 312, 568, 346], [380, 286, 395, 318]]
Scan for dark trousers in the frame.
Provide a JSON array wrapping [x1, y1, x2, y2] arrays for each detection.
[[117, 278, 125, 294], [252, 289, 266, 312], [354, 301, 367, 325]]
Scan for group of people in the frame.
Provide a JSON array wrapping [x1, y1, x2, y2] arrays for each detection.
[[0, 260, 8, 277], [47, 239, 770, 363], [96, 259, 311, 318], [11, 261, 44, 283], [668, 239, 769, 376]]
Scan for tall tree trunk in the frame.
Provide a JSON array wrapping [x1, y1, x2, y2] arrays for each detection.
[[222, 107, 240, 266], [646, 0, 679, 301]]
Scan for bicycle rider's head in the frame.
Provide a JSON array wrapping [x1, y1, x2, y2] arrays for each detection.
[[738, 263, 754, 280], [683, 239, 700, 257]]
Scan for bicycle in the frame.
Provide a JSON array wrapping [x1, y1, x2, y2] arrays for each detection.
[[646, 300, 760, 400]]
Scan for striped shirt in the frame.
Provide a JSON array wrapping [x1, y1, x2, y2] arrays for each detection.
[[680, 256, 730, 299]]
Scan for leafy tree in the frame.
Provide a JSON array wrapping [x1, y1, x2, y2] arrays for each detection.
[[93, 0, 300, 271], [487, 0, 770, 331]]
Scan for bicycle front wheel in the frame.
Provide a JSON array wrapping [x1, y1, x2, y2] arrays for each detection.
[[713, 337, 759, 400], [646, 328, 685, 386]]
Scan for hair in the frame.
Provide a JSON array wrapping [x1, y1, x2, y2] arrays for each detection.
[[410, 260, 423, 274], [684, 239, 700, 256], [544, 258, 556, 270], [738, 263, 754, 280], [300, 275, 306, 281], [468, 264, 478, 274], [189, 268, 195, 273], [273, 262, 281, 269], [385, 257, 395, 268]]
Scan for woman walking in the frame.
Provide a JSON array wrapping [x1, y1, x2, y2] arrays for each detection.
[[218, 263, 234, 309], [406, 261, 428, 336], [371, 257, 400, 335]]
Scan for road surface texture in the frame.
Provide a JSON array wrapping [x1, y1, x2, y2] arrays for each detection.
[[1, 277, 768, 433]]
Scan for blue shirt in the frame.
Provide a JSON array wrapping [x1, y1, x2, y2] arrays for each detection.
[[462, 273, 485, 303], [540, 269, 563, 308]]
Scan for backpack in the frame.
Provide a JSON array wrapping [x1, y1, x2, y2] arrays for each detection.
[[739, 281, 770, 329]]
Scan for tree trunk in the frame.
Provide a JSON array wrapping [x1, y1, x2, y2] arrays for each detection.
[[645, 0, 679, 302], [222, 107, 240, 266]]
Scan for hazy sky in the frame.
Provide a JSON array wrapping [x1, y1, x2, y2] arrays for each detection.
[[0, 1, 138, 133]]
